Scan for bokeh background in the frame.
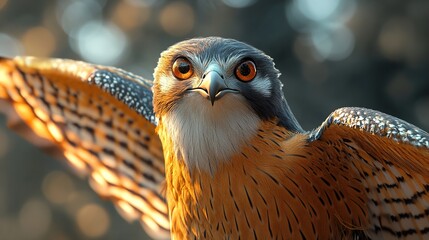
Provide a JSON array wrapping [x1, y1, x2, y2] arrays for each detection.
[[0, 0, 428, 239]]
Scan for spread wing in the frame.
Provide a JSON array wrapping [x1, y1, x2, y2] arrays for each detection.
[[0, 57, 170, 239], [308, 107, 429, 239]]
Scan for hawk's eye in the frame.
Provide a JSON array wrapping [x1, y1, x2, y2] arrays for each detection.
[[172, 57, 193, 80], [235, 60, 256, 82]]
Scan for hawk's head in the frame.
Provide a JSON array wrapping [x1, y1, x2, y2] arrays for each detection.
[[152, 37, 302, 173]]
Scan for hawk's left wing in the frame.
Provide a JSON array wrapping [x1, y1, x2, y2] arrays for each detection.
[[0, 57, 170, 239], [308, 107, 429, 239]]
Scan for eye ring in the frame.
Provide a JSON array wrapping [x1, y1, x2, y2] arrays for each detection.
[[172, 57, 193, 80], [235, 60, 257, 82]]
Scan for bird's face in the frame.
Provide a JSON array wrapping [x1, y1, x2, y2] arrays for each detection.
[[152, 37, 301, 172], [153, 37, 284, 121]]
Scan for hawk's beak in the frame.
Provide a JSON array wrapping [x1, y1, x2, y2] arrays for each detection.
[[192, 71, 238, 105]]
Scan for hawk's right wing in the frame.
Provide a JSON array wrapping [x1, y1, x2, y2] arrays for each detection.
[[308, 107, 429, 239], [0, 57, 170, 239]]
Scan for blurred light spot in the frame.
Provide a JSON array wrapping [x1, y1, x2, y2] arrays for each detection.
[[71, 21, 128, 65], [57, 0, 102, 38], [0, 0, 8, 10], [0, 129, 9, 157], [76, 204, 110, 238], [125, 0, 158, 7], [222, 0, 257, 8], [378, 18, 416, 61], [19, 198, 52, 239], [111, 1, 150, 31], [21, 27, 57, 57], [415, 97, 429, 130], [285, 0, 356, 62], [310, 26, 354, 61], [160, 2, 194, 36], [49, 232, 71, 240], [286, 0, 356, 28], [297, 0, 340, 21], [0, 217, 21, 240], [0, 33, 23, 57], [65, 191, 92, 216], [42, 171, 75, 204]]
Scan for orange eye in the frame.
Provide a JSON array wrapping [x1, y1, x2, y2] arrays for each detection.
[[172, 57, 193, 80], [235, 60, 256, 82]]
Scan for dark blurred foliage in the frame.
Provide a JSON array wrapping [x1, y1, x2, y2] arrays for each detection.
[[0, 0, 427, 239]]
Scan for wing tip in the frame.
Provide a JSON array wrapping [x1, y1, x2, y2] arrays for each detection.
[[0, 56, 16, 70]]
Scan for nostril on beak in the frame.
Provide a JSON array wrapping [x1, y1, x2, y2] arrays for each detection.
[[188, 70, 239, 105]]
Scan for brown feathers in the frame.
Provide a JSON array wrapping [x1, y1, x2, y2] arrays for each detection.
[[0, 57, 170, 239]]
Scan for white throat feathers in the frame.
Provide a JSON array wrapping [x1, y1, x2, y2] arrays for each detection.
[[160, 93, 260, 174]]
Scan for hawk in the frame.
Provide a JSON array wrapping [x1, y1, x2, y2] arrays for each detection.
[[0, 37, 428, 239]]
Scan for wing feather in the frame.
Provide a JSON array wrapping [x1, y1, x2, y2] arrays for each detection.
[[309, 107, 429, 239], [0, 57, 170, 239]]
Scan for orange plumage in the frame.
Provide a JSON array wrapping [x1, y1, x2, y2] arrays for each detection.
[[159, 115, 429, 239], [159, 120, 367, 239]]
